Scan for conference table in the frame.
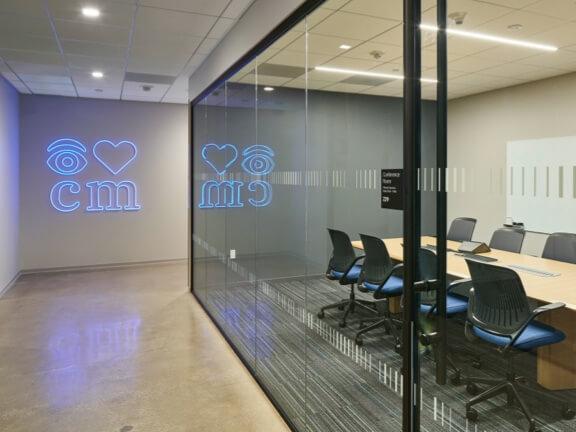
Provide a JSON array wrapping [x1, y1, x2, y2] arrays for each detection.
[[351, 236, 576, 391]]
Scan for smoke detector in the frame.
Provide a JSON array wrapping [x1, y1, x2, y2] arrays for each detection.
[[448, 11, 467, 26], [141, 84, 153, 92], [369, 50, 385, 60]]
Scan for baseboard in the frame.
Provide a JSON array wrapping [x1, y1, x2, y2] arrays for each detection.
[[21, 258, 188, 276], [0, 271, 23, 298]]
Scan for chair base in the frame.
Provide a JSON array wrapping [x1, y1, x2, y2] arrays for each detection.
[[355, 312, 402, 349], [464, 371, 575, 431], [317, 285, 378, 328]]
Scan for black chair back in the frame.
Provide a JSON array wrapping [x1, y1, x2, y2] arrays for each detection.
[[542, 232, 576, 264], [419, 248, 438, 304], [359, 234, 394, 284], [489, 227, 525, 253], [327, 229, 357, 273], [466, 259, 531, 337], [447, 217, 477, 242]]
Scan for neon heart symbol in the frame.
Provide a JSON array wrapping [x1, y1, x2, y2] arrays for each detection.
[[201, 144, 238, 175], [93, 140, 138, 175]]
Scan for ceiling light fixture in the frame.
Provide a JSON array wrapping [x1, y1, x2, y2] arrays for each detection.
[[315, 66, 438, 84], [420, 23, 558, 52], [91, 71, 104, 79], [507, 24, 523, 31], [339, 44, 352, 50], [82, 7, 101, 18], [263, 86, 275, 92]]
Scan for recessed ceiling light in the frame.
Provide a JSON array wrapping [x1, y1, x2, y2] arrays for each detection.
[[82, 7, 100, 18], [339, 44, 352, 50], [420, 23, 558, 52], [91, 71, 104, 79], [263, 86, 275, 92], [315, 66, 438, 84]]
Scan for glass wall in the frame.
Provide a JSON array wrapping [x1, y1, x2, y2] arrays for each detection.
[[192, 0, 576, 431]]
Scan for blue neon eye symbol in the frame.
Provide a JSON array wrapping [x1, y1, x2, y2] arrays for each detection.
[[47, 139, 88, 176], [241, 145, 275, 176]]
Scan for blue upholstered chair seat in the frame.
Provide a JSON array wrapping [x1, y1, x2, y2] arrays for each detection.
[[420, 294, 468, 316], [362, 276, 403, 295], [330, 264, 362, 283], [472, 321, 565, 351]]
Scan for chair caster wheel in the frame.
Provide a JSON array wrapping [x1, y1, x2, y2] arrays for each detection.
[[450, 373, 461, 385], [562, 407, 575, 420], [466, 383, 480, 396], [466, 408, 478, 422], [317, 311, 325, 319], [355, 338, 363, 347], [472, 360, 482, 369], [339, 321, 347, 328], [338, 304, 345, 311]]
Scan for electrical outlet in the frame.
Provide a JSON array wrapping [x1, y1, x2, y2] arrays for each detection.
[[230, 249, 236, 259]]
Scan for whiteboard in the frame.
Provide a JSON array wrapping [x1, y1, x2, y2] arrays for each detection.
[[507, 136, 576, 234]]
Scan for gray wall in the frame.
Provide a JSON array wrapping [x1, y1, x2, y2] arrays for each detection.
[[194, 86, 436, 271], [20, 95, 188, 270], [448, 72, 576, 256], [0, 77, 20, 292]]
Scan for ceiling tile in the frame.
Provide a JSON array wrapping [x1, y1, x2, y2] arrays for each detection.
[[0, 0, 45, 18], [526, 23, 576, 49], [61, 40, 127, 58], [121, 94, 163, 102], [54, 20, 131, 46], [311, 11, 399, 41], [135, 7, 217, 38], [8, 80, 32, 93], [0, 14, 53, 38], [478, 0, 540, 8], [66, 54, 125, 71], [371, 24, 403, 47], [422, 0, 515, 30], [19, 73, 72, 84], [323, 82, 373, 93], [448, 54, 504, 73], [27, 81, 76, 94], [321, 56, 382, 70], [222, 0, 255, 19], [196, 38, 220, 55], [139, 0, 229, 16], [517, 51, 576, 70], [475, 10, 563, 38], [8, 61, 68, 76], [524, 0, 576, 20], [77, 85, 122, 99], [207, 17, 235, 39], [127, 55, 187, 76], [70, 68, 124, 87], [267, 50, 330, 68], [478, 61, 544, 78], [47, 0, 135, 28], [0, 35, 59, 53], [322, 0, 353, 10], [343, 0, 436, 22], [0, 50, 64, 65], [289, 33, 363, 55], [293, 7, 333, 32]]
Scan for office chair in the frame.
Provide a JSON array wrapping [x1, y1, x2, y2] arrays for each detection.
[[418, 248, 473, 382], [354, 234, 404, 347], [542, 232, 576, 264], [447, 217, 477, 242], [462, 259, 573, 431], [318, 229, 376, 328], [489, 227, 525, 253]]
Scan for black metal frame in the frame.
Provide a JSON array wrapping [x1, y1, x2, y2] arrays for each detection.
[[402, 0, 422, 429]]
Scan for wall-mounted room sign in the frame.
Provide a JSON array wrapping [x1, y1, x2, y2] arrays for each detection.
[[381, 169, 403, 210], [47, 138, 141, 213], [199, 144, 275, 209]]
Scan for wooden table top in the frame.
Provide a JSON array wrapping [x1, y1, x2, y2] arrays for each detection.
[[351, 236, 576, 311]]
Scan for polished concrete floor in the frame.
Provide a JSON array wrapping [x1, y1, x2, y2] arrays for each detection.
[[0, 262, 290, 432]]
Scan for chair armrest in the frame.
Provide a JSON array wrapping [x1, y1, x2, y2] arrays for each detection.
[[532, 302, 565, 316], [447, 278, 472, 293], [374, 263, 404, 294], [506, 302, 565, 351], [339, 255, 365, 283]]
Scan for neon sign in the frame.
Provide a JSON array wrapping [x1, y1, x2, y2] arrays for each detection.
[[199, 144, 274, 209], [47, 138, 141, 213]]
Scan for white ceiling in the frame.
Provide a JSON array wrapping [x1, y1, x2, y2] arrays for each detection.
[[0, 0, 255, 103], [230, 0, 576, 100]]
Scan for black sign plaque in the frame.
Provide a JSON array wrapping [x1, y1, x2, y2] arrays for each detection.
[[381, 169, 403, 210]]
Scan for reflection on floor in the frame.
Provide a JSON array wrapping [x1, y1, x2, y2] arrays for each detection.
[[196, 255, 576, 432], [0, 262, 290, 432]]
